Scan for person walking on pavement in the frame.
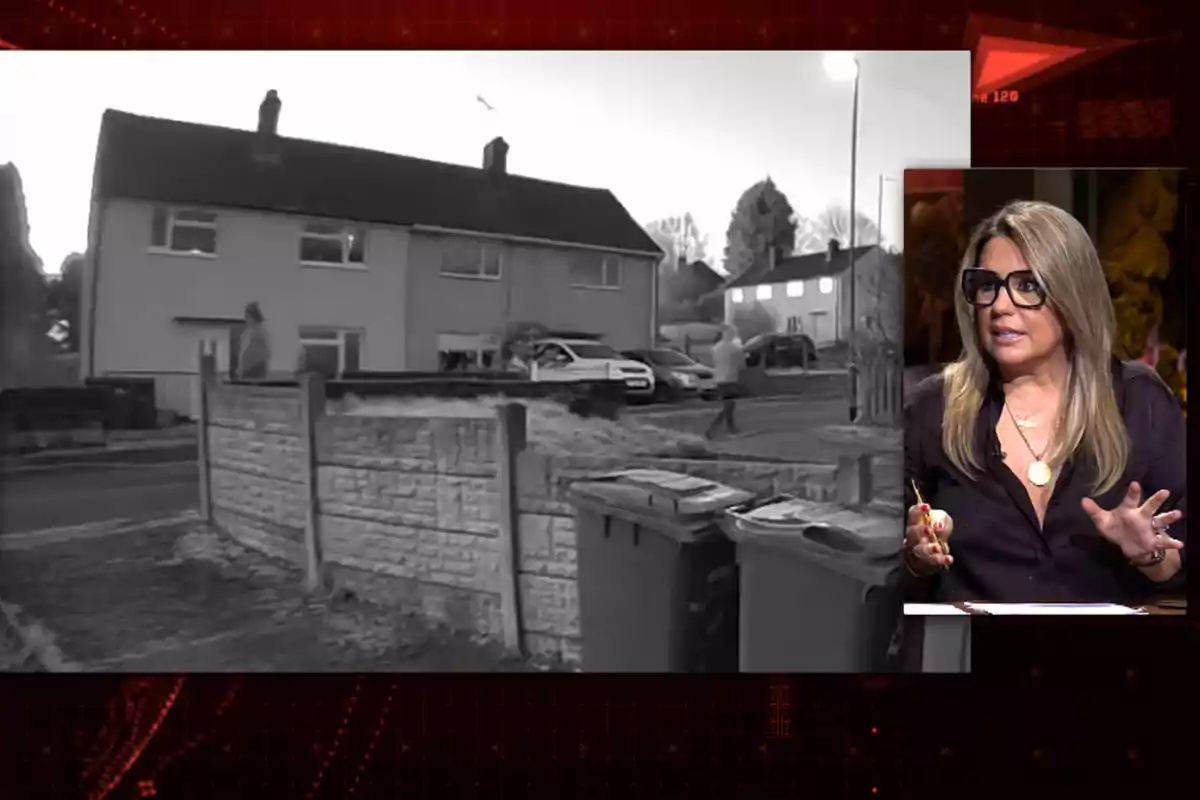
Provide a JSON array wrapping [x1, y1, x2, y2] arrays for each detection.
[[236, 301, 271, 380], [706, 325, 744, 439]]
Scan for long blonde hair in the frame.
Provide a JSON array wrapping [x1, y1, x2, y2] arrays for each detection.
[[941, 200, 1129, 493]]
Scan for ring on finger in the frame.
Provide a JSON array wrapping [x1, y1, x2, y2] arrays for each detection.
[[1152, 516, 1171, 533]]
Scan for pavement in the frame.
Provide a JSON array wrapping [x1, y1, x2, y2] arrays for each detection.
[[0, 459, 200, 532], [2, 431, 198, 473]]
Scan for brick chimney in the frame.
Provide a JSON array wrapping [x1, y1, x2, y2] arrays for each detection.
[[826, 238, 841, 263], [254, 90, 282, 164], [483, 137, 509, 175]]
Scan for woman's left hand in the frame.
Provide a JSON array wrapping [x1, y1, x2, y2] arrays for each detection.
[[1081, 481, 1185, 561]]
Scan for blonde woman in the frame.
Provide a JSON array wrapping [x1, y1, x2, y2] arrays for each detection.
[[904, 201, 1186, 603]]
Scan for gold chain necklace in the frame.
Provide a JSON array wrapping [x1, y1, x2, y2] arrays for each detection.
[[1004, 402, 1055, 486], [1012, 410, 1038, 429]]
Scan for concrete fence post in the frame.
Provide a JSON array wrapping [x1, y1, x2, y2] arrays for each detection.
[[496, 401, 528, 655], [889, 360, 903, 425], [299, 372, 328, 593], [197, 343, 216, 522], [864, 362, 883, 429], [835, 452, 873, 506]]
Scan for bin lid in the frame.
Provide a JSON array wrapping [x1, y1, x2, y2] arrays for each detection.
[[567, 468, 756, 542], [721, 495, 903, 587]]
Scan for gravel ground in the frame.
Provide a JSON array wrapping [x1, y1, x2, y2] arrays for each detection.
[[0, 517, 552, 673]]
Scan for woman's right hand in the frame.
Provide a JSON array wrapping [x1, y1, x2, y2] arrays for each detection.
[[905, 503, 954, 569]]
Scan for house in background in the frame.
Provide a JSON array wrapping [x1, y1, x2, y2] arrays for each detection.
[[81, 91, 662, 417], [673, 256, 725, 298], [658, 255, 726, 323], [723, 240, 902, 345]]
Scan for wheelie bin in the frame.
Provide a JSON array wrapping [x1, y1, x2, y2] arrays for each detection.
[[721, 494, 905, 673], [566, 468, 755, 673]]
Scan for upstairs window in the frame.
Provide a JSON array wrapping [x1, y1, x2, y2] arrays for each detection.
[[440, 237, 502, 279], [150, 207, 217, 255], [568, 252, 621, 289], [300, 222, 366, 267]]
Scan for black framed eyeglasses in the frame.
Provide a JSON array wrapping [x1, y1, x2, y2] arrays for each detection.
[[961, 268, 1048, 309]]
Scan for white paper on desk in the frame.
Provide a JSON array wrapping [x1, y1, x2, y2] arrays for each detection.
[[962, 603, 1148, 616], [903, 604, 970, 616]]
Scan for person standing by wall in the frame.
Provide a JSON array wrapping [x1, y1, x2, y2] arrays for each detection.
[[236, 301, 271, 380], [705, 325, 744, 439]]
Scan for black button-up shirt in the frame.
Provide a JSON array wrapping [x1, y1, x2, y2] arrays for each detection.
[[904, 359, 1187, 603]]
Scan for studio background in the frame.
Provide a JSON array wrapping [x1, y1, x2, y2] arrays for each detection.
[[903, 168, 1188, 415]]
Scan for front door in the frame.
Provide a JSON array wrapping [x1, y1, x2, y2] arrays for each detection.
[[190, 332, 232, 420], [200, 333, 231, 374]]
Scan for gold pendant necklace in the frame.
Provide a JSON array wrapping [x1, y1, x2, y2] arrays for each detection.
[[1026, 460, 1053, 486], [1004, 402, 1054, 487]]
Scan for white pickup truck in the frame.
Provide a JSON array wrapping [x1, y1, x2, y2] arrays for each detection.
[[518, 338, 657, 402]]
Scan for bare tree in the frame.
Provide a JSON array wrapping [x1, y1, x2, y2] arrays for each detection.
[[644, 213, 710, 266], [794, 205, 887, 254], [855, 250, 903, 350], [646, 213, 723, 324]]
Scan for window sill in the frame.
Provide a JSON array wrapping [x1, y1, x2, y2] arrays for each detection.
[[440, 272, 502, 282], [300, 261, 368, 271], [146, 248, 218, 260], [570, 283, 622, 291]]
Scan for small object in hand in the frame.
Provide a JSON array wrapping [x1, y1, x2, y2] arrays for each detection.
[[911, 479, 950, 569]]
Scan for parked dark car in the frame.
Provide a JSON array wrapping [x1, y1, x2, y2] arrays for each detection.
[[743, 333, 817, 369], [622, 348, 718, 403]]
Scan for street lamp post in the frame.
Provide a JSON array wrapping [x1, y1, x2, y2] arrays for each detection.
[[824, 52, 861, 422]]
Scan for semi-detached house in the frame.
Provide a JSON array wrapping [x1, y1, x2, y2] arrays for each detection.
[[80, 91, 663, 417]]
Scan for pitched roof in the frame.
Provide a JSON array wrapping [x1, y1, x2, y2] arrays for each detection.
[[724, 244, 880, 288], [685, 259, 725, 289], [94, 110, 663, 256]]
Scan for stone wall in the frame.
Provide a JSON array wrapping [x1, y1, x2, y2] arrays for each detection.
[[200, 364, 866, 668], [205, 384, 309, 565], [314, 413, 508, 638]]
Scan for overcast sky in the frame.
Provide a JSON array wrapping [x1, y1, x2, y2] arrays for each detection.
[[0, 51, 969, 275]]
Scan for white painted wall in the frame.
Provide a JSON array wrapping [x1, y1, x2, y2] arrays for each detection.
[[90, 198, 412, 413], [404, 234, 656, 369]]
